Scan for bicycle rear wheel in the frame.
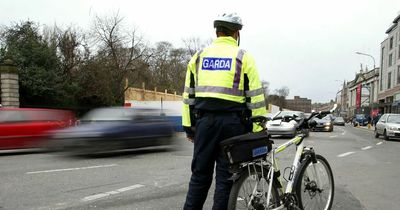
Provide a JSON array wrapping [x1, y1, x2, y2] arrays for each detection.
[[295, 154, 334, 210], [228, 165, 280, 210]]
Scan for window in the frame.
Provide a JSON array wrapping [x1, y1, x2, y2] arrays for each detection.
[[389, 54, 393, 67], [390, 37, 394, 49], [388, 72, 392, 89], [398, 66, 400, 85], [398, 44, 400, 59]]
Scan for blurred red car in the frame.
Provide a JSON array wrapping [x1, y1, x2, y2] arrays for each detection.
[[0, 108, 76, 150]]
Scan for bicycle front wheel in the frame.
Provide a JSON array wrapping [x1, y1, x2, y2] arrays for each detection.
[[228, 165, 280, 210], [295, 154, 334, 210]]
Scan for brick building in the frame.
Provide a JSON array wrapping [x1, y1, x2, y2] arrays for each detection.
[[285, 96, 312, 113]]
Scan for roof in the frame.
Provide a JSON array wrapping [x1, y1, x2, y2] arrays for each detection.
[[393, 13, 400, 23], [386, 23, 397, 34]]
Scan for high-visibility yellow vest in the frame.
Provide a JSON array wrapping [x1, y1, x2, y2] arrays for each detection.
[[182, 36, 267, 132]]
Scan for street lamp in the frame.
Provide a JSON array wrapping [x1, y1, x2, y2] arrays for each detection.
[[355, 52, 376, 69]]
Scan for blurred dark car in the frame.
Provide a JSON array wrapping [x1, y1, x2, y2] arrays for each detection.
[[312, 114, 334, 132], [0, 108, 76, 150], [333, 116, 345, 126], [50, 107, 175, 155], [352, 114, 369, 126]]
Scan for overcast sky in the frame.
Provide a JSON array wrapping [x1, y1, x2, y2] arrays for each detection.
[[1, 0, 400, 103]]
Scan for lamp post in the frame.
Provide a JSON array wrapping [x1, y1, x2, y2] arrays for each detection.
[[355, 52, 376, 69]]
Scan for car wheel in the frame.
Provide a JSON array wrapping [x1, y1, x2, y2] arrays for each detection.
[[374, 129, 379, 138], [383, 130, 389, 140]]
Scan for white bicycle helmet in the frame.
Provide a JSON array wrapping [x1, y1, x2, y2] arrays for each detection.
[[214, 13, 243, 31]]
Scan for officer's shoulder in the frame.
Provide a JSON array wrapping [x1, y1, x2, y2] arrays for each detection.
[[239, 49, 255, 60]]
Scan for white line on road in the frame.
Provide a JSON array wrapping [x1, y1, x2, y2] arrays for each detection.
[[361, 146, 373, 150], [336, 127, 346, 135], [377, 142, 383, 145], [26, 164, 117, 174], [81, 184, 145, 202], [329, 135, 338, 138], [337, 151, 356, 157]]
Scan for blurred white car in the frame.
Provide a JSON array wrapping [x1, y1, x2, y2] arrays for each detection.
[[375, 113, 400, 140], [266, 111, 307, 138]]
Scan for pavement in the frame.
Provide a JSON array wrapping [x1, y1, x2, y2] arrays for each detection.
[[348, 123, 375, 132]]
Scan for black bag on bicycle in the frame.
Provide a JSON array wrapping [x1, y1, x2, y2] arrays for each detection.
[[220, 131, 272, 165]]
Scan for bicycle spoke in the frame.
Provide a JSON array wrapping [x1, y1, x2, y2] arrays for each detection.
[[298, 159, 333, 210]]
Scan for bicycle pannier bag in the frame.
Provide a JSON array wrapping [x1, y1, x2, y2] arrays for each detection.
[[220, 132, 272, 165]]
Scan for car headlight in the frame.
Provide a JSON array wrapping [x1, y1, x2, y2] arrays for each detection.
[[388, 126, 398, 131], [325, 122, 331, 126]]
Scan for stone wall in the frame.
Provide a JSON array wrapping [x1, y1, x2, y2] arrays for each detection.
[[124, 86, 182, 102]]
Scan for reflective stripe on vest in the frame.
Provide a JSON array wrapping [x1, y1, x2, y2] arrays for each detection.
[[183, 98, 195, 105], [233, 49, 245, 89], [184, 86, 195, 95], [195, 86, 244, 96], [195, 50, 203, 85], [247, 101, 266, 110], [245, 88, 264, 97]]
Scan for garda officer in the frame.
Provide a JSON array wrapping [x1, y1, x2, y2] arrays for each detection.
[[182, 13, 267, 210]]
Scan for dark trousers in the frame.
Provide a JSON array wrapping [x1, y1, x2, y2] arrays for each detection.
[[184, 113, 247, 210]]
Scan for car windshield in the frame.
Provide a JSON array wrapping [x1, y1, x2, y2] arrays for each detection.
[[386, 115, 400, 123], [356, 114, 365, 119], [275, 111, 303, 118], [335, 117, 344, 121], [80, 108, 164, 121], [81, 108, 136, 121]]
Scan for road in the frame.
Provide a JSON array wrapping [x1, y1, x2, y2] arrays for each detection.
[[0, 125, 399, 210]]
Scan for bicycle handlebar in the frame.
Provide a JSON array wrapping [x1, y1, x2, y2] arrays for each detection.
[[253, 104, 338, 130]]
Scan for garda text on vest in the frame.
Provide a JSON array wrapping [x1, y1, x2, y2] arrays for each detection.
[[202, 57, 232, 71]]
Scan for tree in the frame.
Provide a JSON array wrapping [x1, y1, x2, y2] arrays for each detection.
[[274, 86, 290, 98], [1, 21, 64, 107], [182, 37, 212, 56], [266, 94, 286, 110], [148, 41, 189, 94], [90, 13, 151, 105]]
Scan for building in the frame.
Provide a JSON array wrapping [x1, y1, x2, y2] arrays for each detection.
[[378, 13, 400, 113], [336, 81, 350, 119], [347, 68, 380, 118], [285, 96, 312, 113]]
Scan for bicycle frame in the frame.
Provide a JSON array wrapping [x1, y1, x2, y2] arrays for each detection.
[[265, 134, 305, 209]]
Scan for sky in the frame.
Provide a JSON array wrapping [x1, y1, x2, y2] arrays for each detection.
[[1, 0, 400, 103]]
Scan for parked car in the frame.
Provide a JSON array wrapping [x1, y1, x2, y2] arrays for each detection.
[[50, 107, 176, 155], [312, 114, 334, 132], [0, 108, 76, 150], [266, 111, 309, 138], [352, 114, 369, 126], [333, 116, 345, 126], [374, 113, 400, 140]]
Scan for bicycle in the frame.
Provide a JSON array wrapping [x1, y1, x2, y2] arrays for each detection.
[[220, 105, 337, 210]]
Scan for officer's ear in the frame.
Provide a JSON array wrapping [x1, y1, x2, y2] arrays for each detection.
[[232, 31, 239, 40]]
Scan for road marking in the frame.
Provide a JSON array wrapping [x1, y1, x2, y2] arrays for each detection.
[[337, 151, 355, 157], [377, 142, 383, 145], [26, 164, 117, 174], [361, 146, 373, 150], [329, 135, 338, 138], [336, 127, 346, 135], [82, 184, 145, 202]]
